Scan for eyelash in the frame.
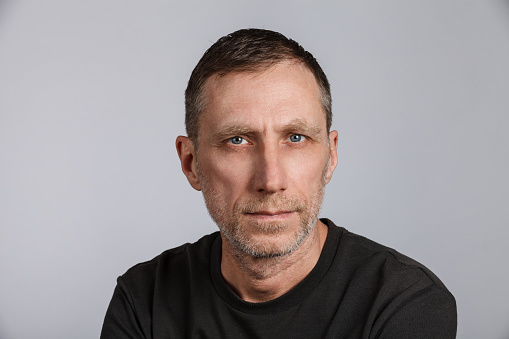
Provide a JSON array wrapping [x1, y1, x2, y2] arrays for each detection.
[[288, 134, 305, 143], [228, 136, 248, 145], [226, 134, 306, 145]]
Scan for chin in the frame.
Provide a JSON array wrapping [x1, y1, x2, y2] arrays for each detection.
[[223, 220, 315, 258]]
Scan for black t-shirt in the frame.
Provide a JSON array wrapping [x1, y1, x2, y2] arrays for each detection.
[[101, 219, 457, 338]]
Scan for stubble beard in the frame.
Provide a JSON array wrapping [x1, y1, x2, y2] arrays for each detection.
[[197, 161, 328, 260]]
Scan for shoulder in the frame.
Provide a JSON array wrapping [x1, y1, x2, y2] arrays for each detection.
[[120, 231, 220, 289], [323, 219, 457, 337], [325, 219, 448, 290]]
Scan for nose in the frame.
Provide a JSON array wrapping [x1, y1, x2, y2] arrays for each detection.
[[251, 144, 288, 193]]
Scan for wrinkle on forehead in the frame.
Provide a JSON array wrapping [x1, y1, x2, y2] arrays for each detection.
[[203, 62, 322, 111]]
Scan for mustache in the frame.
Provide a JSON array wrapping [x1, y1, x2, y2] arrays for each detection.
[[235, 195, 306, 214]]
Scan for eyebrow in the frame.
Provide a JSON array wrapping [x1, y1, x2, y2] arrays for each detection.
[[211, 126, 255, 142], [282, 119, 322, 136], [210, 119, 323, 142]]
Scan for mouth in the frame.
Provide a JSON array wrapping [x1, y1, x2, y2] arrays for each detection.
[[244, 210, 294, 220]]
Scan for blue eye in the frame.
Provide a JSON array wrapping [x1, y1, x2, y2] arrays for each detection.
[[289, 134, 304, 142], [229, 136, 246, 145]]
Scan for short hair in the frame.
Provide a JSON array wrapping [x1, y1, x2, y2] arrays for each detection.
[[185, 28, 332, 144]]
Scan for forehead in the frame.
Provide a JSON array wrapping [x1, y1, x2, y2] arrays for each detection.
[[199, 61, 325, 132]]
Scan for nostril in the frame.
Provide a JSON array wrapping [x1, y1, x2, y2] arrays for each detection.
[[253, 167, 287, 193]]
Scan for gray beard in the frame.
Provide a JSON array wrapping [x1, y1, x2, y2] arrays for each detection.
[[197, 158, 329, 259]]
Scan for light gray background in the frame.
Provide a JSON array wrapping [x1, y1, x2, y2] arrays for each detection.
[[1, 1, 508, 338]]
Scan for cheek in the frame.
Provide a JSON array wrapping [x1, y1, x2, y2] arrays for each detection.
[[286, 149, 329, 185], [290, 165, 325, 196], [200, 155, 252, 198]]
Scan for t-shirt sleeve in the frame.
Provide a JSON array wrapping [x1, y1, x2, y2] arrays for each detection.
[[100, 277, 147, 339], [374, 284, 457, 339]]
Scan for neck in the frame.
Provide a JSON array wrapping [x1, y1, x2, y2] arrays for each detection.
[[220, 220, 328, 303]]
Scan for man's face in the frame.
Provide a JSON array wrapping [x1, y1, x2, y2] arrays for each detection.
[[189, 61, 337, 258]]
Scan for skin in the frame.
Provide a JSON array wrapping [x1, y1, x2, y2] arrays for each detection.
[[177, 61, 338, 303]]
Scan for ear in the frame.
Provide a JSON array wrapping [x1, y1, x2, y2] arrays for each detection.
[[325, 130, 338, 184], [176, 136, 202, 191]]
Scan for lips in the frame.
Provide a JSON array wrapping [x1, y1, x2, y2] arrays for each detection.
[[244, 210, 294, 220], [236, 196, 306, 218], [248, 210, 291, 215]]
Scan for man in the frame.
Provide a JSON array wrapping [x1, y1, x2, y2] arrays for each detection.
[[101, 28, 457, 338]]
